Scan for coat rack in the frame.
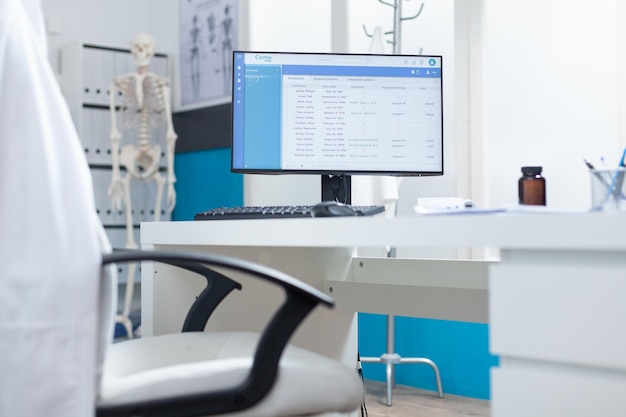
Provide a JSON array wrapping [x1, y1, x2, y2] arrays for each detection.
[[360, 1, 443, 407], [362, 0, 424, 54]]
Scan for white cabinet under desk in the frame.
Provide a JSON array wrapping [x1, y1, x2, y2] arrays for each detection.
[[141, 212, 626, 417]]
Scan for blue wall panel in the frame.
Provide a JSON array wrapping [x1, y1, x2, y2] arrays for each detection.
[[172, 148, 243, 221], [359, 313, 498, 399]]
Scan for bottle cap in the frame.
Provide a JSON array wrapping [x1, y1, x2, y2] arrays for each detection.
[[521, 166, 542, 176]]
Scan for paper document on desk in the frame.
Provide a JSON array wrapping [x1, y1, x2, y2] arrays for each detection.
[[414, 204, 588, 215], [414, 197, 504, 215], [414, 206, 507, 215], [501, 204, 590, 214]]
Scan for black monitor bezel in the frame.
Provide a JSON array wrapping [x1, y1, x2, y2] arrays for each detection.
[[230, 50, 444, 178]]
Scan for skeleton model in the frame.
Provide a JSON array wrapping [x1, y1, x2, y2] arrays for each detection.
[[108, 33, 177, 338]]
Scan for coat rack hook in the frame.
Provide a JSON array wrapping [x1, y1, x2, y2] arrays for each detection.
[[402, 2, 424, 22], [377, 0, 396, 8], [363, 0, 425, 54], [362, 24, 397, 46]]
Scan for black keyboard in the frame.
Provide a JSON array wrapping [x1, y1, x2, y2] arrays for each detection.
[[194, 204, 385, 220]]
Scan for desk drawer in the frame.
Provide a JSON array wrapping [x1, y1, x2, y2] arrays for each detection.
[[490, 261, 626, 370], [492, 364, 626, 417]]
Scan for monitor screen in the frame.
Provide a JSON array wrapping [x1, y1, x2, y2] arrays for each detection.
[[231, 51, 443, 177]]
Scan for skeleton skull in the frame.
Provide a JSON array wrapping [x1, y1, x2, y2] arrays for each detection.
[[130, 32, 155, 68]]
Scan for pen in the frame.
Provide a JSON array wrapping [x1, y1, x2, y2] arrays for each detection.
[[585, 159, 611, 188], [600, 156, 608, 167], [603, 148, 626, 204]]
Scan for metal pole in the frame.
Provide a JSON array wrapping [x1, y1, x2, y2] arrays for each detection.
[[393, 0, 402, 54]]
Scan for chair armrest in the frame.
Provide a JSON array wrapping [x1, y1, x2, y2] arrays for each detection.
[[110, 248, 243, 332], [100, 249, 335, 416]]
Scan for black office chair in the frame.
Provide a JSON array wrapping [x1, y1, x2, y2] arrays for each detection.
[[97, 249, 363, 417], [3, 5, 362, 414]]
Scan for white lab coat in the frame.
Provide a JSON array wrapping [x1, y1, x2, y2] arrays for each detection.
[[0, 0, 109, 416]]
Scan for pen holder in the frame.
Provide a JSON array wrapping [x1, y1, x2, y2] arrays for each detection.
[[590, 168, 626, 211]]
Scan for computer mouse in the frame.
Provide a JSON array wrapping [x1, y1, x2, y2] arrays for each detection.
[[310, 201, 358, 217]]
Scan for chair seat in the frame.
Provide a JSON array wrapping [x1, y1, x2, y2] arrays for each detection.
[[99, 331, 363, 417]]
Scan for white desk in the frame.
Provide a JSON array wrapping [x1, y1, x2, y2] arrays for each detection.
[[141, 213, 626, 417]]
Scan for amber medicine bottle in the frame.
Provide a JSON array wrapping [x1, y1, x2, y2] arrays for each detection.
[[518, 166, 546, 205]]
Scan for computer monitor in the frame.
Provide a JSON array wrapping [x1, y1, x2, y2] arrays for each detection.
[[231, 51, 443, 204]]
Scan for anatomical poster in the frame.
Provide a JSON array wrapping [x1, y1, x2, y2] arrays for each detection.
[[179, 0, 238, 107]]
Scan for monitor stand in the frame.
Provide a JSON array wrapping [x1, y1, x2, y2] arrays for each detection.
[[321, 174, 351, 204]]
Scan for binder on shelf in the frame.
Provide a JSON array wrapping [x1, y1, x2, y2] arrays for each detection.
[[81, 46, 99, 103]]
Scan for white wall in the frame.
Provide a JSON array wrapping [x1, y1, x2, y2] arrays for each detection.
[[479, 0, 621, 210], [41, 0, 178, 76]]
